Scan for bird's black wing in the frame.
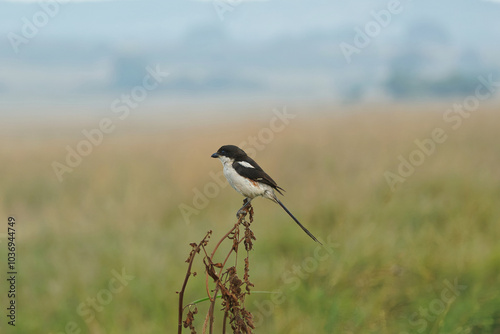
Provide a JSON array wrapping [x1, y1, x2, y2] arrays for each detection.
[[233, 158, 285, 195]]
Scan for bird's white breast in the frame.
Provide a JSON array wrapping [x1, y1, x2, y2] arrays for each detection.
[[222, 160, 271, 199]]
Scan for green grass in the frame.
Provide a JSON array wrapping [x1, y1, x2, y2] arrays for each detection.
[[1, 104, 499, 333]]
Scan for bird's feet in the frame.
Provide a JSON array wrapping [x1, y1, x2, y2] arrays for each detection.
[[236, 208, 247, 218], [236, 198, 251, 218]]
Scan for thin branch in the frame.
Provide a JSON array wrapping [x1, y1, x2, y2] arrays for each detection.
[[205, 222, 239, 302], [178, 232, 211, 334], [179, 199, 255, 333]]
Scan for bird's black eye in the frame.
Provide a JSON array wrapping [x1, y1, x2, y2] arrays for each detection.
[[220, 149, 226, 154]]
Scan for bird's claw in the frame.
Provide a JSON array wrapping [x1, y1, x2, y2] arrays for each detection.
[[236, 208, 247, 218], [236, 198, 251, 218]]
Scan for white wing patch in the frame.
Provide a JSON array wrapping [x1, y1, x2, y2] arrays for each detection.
[[237, 161, 255, 169]]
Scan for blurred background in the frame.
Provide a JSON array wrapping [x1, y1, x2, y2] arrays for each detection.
[[1, 0, 500, 108], [1, 0, 500, 333]]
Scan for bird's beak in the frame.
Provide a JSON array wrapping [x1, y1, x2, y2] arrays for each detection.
[[211, 153, 219, 158]]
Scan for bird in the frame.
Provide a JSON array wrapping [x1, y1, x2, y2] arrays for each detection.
[[211, 144, 321, 244]]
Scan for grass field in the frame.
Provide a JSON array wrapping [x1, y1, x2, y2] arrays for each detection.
[[1, 103, 500, 333]]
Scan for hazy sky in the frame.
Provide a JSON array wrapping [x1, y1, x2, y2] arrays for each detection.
[[1, 0, 499, 108]]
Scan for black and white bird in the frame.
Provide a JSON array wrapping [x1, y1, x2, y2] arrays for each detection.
[[211, 145, 321, 244]]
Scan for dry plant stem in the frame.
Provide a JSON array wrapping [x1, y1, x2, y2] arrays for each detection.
[[183, 200, 254, 334], [222, 311, 228, 334], [204, 204, 252, 334], [203, 237, 245, 334], [205, 222, 240, 302], [209, 214, 247, 332], [208, 285, 219, 334], [201, 225, 237, 333], [215, 232, 241, 332], [208, 227, 239, 332], [204, 209, 248, 304], [178, 249, 198, 334], [202, 312, 210, 334], [178, 232, 211, 334]]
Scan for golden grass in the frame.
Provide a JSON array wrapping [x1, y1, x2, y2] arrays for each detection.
[[0, 103, 499, 333]]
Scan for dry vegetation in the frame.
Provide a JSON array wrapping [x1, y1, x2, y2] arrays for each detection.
[[0, 103, 499, 333]]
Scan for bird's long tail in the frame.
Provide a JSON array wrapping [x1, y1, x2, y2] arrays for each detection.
[[272, 196, 322, 245]]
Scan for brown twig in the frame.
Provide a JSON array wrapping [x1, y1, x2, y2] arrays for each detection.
[[178, 231, 212, 334], [204, 208, 248, 332], [178, 199, 256, 333], [205, 221, 240, 303]]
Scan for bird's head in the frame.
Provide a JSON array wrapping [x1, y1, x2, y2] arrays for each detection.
[[211, 145, 247, 163]]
